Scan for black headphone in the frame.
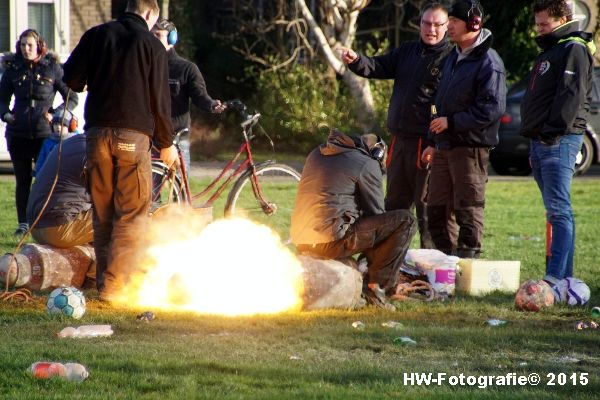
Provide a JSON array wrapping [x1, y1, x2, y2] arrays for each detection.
[[467, 0, 483, 32], [15, 29, 48, 58]]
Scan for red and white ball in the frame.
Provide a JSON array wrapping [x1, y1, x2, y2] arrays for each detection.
[[515, 279, 554, 312]]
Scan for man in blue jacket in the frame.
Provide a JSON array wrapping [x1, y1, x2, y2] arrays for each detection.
[[27, 135, 92, 248], [425, 0, 506, 258], [519, 0, 595, 299], [341, 2, 452, 249]]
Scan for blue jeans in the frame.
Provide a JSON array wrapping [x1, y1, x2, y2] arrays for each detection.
[[529, 134, 583, 280]]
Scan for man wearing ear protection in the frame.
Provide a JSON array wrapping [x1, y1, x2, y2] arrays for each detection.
[[425, 0, 506, 258], [151, 18, 226, 175], [291, 129, 417, 309]]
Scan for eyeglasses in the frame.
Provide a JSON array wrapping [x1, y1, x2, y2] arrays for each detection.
[[420, 20, 448, 28]]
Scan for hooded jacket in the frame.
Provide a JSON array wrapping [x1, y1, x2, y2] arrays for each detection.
[[348, 38, 452, 138], [63, 12, 173, 149], [290, 130, 385, 245], [520, 20, 595, 143], [0, 53, 78, 139], [433, 29, 506, 148]]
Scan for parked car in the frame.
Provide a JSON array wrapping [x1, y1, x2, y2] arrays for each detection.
[[490, 67, 600, 176]]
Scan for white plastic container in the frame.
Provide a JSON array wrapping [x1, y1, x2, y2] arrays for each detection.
[[425, 256, 459, 296]]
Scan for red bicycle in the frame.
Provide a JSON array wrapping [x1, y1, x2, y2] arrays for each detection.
[[150, 100, 301, 232]]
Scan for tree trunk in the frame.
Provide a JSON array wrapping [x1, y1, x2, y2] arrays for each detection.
[[295, 0, 375, 130], [161, 0, 169, 19]]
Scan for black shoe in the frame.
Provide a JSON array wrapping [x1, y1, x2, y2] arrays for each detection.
[[13, 223, 29, 237]]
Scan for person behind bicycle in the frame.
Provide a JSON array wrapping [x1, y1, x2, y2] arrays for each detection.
[[151, 18, 226, 174], [291, 129, 417, 309]]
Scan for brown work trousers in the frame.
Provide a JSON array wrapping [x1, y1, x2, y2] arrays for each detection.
[[427, 146, 489, 258], [297, 210, 417, 293], [385, 136, 433, 249], [85, 127, 152, 295]]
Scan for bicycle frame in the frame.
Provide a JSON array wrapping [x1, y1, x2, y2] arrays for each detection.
[[152, 107, 275, 212]]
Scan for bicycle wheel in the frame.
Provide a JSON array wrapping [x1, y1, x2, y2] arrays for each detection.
[[151, 160, 188, 212], [225, 163, 301, 240]]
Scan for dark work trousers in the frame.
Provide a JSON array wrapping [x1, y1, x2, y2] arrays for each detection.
[[297, 210, 416, 293], [385, 135, 433, 249], [427, 146, 489, 258], [85, 128, 152, 295], [7, 136, 45, 224]]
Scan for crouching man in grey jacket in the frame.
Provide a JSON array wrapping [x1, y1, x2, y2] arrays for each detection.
[[291, 130, 417, 308]]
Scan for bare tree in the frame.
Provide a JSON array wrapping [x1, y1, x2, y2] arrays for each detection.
[[295, 0, 376, 129]]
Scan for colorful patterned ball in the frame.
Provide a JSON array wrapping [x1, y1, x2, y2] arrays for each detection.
[[46, 286, 86, 319], [515, 279, 554, 312]]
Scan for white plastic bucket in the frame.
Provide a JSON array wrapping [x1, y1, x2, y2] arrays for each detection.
[[426, 256, 459, 296]]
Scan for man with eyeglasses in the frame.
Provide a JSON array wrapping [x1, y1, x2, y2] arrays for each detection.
[[425, 0, 506, 258], [340, 2, 452, 250]]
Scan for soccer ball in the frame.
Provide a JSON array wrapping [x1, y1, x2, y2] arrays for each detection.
[[564, 277, 590, 306], [515, 279, 554, 312], [46, 286, 86, 319]]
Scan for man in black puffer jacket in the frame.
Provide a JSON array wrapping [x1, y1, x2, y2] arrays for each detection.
[[519, 0, 595, 298], [341, 2, 452, 249], [425, 0, 506, 258]]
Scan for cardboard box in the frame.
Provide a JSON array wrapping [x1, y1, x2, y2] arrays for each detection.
[[456, 259, 521, 296]]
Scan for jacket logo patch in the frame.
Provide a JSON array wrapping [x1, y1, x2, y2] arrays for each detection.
[[538, 61, 550, 76], [117, 142, 136, 152], [430, 67, 440, 76]]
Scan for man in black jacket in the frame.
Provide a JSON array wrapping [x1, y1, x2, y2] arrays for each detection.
[[63, 0, 177, 301], [425, 0, 506, 258], [151, 19, 225, 174], [291, 130, 416, 308], [519, 0, 595, 297], [341, 2, 451, 249]]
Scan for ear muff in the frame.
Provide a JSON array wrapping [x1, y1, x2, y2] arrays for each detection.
[[15, 29, 47, 58], [467, 1, 483, 32], [167, 29, 178, 46]]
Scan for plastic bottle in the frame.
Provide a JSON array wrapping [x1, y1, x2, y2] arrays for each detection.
[[591, 306, 600, 319], [57, 325, 113, 338], [30, 362, 89, 382]]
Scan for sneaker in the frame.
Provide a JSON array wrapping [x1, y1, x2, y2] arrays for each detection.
[[543, 277, 567, 303], [13, 223, 29, 237]]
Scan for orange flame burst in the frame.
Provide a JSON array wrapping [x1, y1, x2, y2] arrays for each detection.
[[121, 211, 304, 316]]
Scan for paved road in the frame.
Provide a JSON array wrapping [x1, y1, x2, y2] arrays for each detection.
[[1, 163, 599, 182]]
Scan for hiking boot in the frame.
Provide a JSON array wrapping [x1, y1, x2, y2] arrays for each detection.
[[13, 223, 29, 237]]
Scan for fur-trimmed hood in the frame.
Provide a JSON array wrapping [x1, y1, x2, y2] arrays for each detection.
[[1, 51, 61, 69]]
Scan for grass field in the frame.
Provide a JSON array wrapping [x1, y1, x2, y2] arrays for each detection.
[[0, 175, 599, 399]]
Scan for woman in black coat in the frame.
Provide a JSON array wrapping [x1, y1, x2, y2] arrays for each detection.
[[0, 29, 78, 236]]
